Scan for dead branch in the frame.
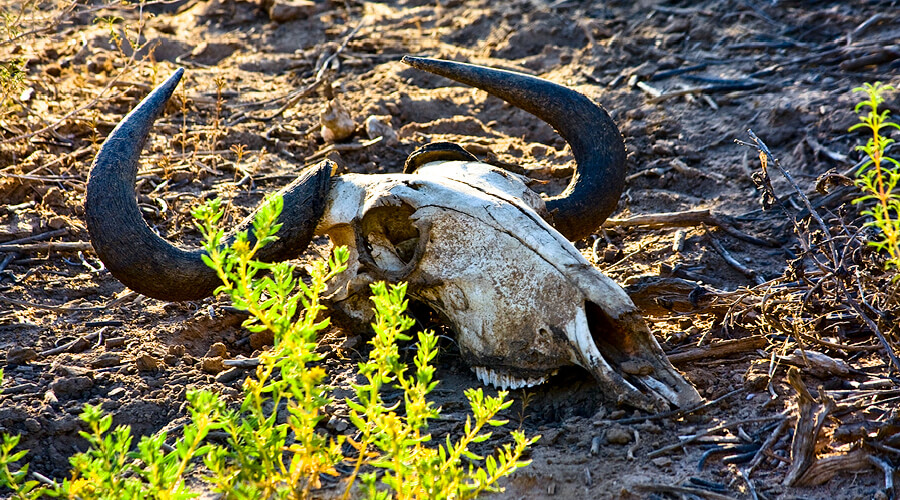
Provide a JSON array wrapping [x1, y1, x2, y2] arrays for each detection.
[[784, 367, 838, 486], [667, 337, 767, 364], [603, 208, 776, 247], [631, 483, 738, 500], [0, 242, 93, 253]]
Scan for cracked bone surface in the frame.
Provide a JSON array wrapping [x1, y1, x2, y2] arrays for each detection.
[[84, 56, 701, 412], [319, 161, 702, 412]]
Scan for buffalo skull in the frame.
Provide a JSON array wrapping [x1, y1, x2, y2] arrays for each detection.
[[85, 57, 701, 411]]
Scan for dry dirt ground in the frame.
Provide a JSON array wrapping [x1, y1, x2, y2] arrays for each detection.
[[1, 0, 900, 498]]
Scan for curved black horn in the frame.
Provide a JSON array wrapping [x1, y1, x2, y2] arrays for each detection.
[[86, 69, 332, 301], [401, 56, 626, 242]]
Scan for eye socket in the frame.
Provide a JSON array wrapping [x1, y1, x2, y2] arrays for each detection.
[[361, 203, 420, 264]]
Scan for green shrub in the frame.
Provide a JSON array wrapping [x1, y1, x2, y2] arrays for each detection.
[[0, 194, 536, 499], [851, 82, 900, 272]]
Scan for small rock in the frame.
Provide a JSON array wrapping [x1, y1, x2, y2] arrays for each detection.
[[605, 425, 632, 445], [636, 421, 662, 434], [6, 347, 37, 365], [590, 435, 602, 455], [90, 353, 121, 369], [47, 216, 68, 229], [541, 427, 562, 445], [41, 186, 66, 207], [135, 354, 159, 372], [364, 115, 398, 145], [320, 98, 355, 143], [602, 247, 620, 263], [651, 456, 672, 467], [327, 416, 349, 433], [43, 390, 58, 405], [107, 387, 126, 398], [164, 354, 179, 366], [530, 144, 548, 157], [205, 342, 228, 358], [24, 418, 41, 433], [608, 409, 627, 420], [50, 376, 93, 398], [266, 0, 317, 23], [201, 356, 225, 374], [215, 367, 243, 384], [168, 344, 185, 357]]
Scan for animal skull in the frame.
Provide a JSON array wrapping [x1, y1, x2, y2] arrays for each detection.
[[85, 57, 701, 411]]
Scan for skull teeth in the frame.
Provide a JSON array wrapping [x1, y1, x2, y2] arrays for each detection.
[[471, 366, 548, 390]]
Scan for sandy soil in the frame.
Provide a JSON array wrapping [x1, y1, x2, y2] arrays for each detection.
[[1, 0, 899, 498]]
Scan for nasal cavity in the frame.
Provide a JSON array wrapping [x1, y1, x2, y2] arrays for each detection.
[[584, 300, 633, 364]]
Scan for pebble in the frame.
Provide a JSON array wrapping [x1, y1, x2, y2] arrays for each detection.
[[6, 347, 37, 365], [24, 418, 41, 433], [205, 342, 228, 358], [590, 436, 602, 455], [651, 456, 672, 467], [201, 356, 225, 374], [50, 376, 92, 398], [327, 416, 349, 433], [135, 354, 159, 372], [364, 115, 398, 145], [266, 0, 317, 23], [605, 425, 632, 445], [90, 353, 121, 369]]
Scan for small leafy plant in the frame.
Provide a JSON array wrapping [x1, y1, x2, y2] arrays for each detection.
[[851, 82, 900, 271], [0, 195, 536, 499]]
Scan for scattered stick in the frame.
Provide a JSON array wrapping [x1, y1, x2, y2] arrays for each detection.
[[647, 414, 787, 459], [647, 81, 764, 104], [0, 241, 93, 253], [746, 417, 791, 476], [626, 429, 640, 460], [635, 81, 662, 98], [671, 158, 727, 182], [223, 357, 261, 368], [307, 136, 383, 162], [603, 208, 776, 247], [631, 483, 737, 500], [39, 328, 107, 357], [0, 252, 17, 273], [784, 367, 837, 486], [256, 17, 368, 122], [599, 388, 746, 426], [0, 295, 105, 312], [667, 337, 767, 364], [868, 455, 894, 496], [706, 226, 765, 285], [0, 228, 69, 246]]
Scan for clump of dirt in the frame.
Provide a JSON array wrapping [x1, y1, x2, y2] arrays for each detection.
[[1, 0, 899, 498]]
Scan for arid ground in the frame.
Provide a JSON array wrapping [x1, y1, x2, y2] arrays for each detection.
[[2, 0, 899, 498]]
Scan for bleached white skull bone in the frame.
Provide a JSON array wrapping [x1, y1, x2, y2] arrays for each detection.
[[319, 162, 701, 411], [84, 56, 701, 412]]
